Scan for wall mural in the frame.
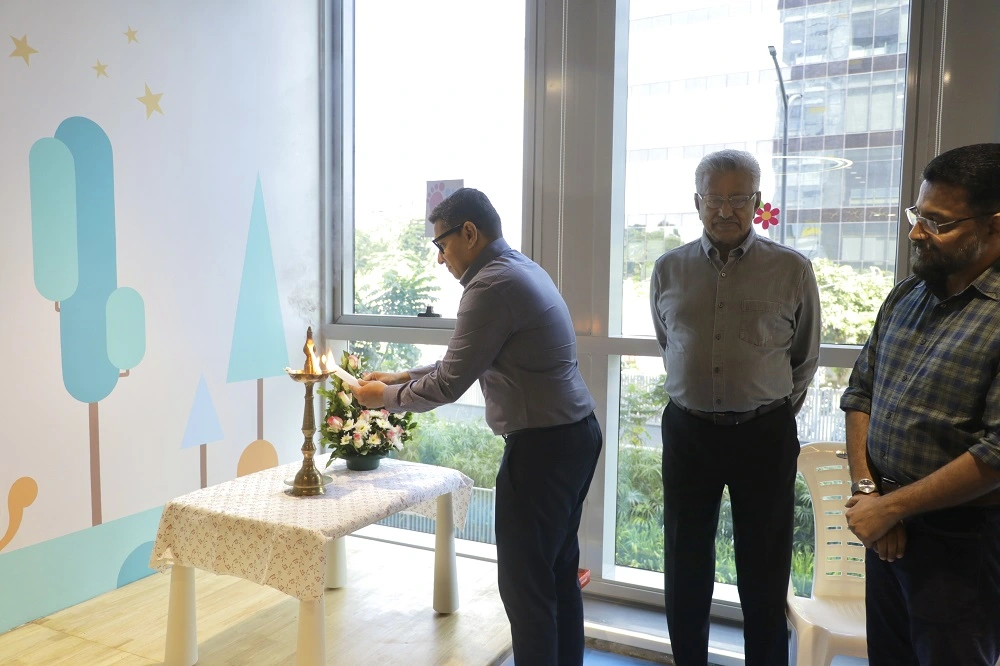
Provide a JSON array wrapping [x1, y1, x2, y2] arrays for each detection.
[[29, 117, 147, 526], [0, 478, 38, 553], [181, 375, 225, 489], [228, 176, 287, 476]]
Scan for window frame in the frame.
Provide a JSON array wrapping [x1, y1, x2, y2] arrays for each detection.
[[320, 0, 949, 627]]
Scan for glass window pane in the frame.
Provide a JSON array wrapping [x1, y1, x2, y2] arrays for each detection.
[[618, 1, 909, 339], [615, 359, 849, 597], [344, 342, 502, 545], [351, 2, 525, 319]]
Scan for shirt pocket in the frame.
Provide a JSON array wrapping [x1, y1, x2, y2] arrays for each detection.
[[739, 299, 793, 348]]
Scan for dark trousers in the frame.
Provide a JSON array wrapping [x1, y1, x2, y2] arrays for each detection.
[[661, 401, 799, 666], [866, 506, 1000, 666], [495, 412, 603, 666]]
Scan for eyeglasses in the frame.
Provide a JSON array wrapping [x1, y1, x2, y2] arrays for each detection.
[[431, 224, 463, 253], [696, 192, 759, 210], [905, 206, 996, 235]]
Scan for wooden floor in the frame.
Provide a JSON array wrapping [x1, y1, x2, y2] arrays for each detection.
[[0, 537, 513, 665]]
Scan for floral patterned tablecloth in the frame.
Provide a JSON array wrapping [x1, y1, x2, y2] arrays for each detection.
[[149, 457, 473, 601]]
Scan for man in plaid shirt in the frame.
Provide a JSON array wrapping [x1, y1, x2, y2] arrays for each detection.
[[841, 143, 1000, 665]]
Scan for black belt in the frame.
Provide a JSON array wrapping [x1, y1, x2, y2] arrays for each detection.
[[673, 398, 788, 426]]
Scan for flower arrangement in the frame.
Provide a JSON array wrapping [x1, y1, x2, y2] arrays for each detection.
[[317, 352, 416, 467]]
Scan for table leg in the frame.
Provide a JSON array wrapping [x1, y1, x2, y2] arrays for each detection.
[[164, 565, 197, 666], [433, 492, 459, 613], [296, 597, 326, 666], [325, 537, 347, 589]]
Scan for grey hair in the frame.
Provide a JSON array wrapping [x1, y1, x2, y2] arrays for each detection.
[[694, 149, 761, 193]]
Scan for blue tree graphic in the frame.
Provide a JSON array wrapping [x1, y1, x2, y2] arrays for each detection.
[[29, 117, 146, 526], [227, 175, 288, 444]]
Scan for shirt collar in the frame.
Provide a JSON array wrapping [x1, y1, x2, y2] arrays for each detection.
[[460, 237, 510, 287], [968, 260, 1000, 301], [699, 228, 757, 260]]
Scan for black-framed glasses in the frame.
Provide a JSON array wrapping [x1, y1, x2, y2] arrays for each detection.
[[905, 205, 996, 235], [431, 224, 463, 253], [696, 192, 759, 210]]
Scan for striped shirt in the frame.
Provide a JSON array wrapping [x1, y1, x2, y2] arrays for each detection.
[[840, 264, 1000, 482], [649, 230, 821, 414]]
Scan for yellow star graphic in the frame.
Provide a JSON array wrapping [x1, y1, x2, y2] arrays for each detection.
[[136, 83, 163, 119], [124, 26, 138, 44], [9, 35, 38, 65], [92, 60, 108, 78]]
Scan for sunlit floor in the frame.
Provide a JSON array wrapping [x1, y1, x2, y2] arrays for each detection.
[[500, 648, 660, 665], [0, 536, 513, 665]]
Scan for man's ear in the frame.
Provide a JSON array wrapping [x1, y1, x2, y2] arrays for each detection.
[[463, 220, 479, 246], [693, 193, 701, 213], [988, 212, 1000, 236]]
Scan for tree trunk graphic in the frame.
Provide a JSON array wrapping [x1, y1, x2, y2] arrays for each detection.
[[257, 378, 264, 440], [200, 444, 208, 489], [89, 403, 102, 526]]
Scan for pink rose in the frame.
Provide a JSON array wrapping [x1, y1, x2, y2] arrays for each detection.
[[348, 354, 360, 370], [327, 416, 344, 432]]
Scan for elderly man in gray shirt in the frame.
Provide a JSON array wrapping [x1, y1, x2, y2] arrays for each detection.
[[355, 187, 602, 666], [650, 149, 821, 666]]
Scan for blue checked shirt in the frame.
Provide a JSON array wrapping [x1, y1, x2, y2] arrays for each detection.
[[840, 264, 1000, 483]]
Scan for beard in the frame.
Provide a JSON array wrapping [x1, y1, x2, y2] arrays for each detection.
[[910, 230, 987, 287]]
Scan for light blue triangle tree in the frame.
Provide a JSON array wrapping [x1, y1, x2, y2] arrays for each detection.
[[227, 176, 288, 468], [181, 375, 225, 488]]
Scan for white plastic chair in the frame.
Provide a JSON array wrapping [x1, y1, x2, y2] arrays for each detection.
[[786, 441, 868, 666]]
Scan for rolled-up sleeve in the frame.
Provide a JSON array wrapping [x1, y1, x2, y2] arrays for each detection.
[[383, 281, 514, 413], [970, 369, 1000, 471]]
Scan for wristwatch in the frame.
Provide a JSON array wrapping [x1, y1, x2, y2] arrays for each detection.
[[851, 478, 878, 496]]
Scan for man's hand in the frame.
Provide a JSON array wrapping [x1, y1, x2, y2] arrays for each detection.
[[354, 379, 387, 408], [844, 493, 902, 548], [872, 522, 906, 562], [362, 371, 410, 385]]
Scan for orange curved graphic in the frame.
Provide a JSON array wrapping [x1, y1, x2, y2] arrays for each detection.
[[237, 439, 278, 477], [0, 477, 39, 552]]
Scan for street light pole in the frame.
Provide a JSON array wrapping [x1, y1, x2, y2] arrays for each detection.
[[768, 45, 789, 246]]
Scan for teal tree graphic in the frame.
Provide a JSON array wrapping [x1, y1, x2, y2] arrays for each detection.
[[227, 175, 287, 468], [29, 116, 146, 526], [181, 375, 224, 488]]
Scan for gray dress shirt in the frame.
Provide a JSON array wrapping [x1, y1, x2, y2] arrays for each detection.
[[382, 238, 596, 436], [649, 230, 821, 414]]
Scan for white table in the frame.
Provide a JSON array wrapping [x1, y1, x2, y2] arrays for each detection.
[[149, 457, 473, 666]]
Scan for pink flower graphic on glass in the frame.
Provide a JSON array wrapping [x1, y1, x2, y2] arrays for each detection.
[[754, 203, 780, 229]]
